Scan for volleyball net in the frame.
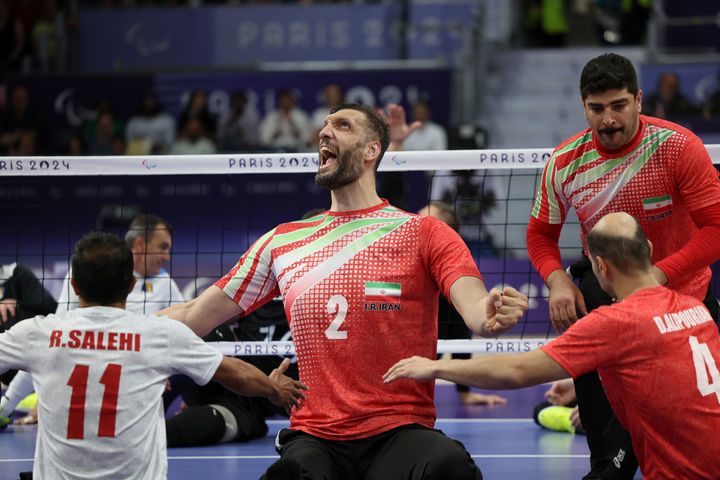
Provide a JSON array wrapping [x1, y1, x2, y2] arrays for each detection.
[[3, 145, 719, 354]]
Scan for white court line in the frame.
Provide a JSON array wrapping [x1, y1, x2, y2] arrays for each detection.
[[472, 454, 588, 459], [167, 454, 590, 460], [167, 454, 589, 460], [436, 418, 533, 423], [265, 418, 534, 425], [0, 453, 590, 463]]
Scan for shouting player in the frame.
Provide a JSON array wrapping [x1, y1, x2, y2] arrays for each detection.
[[160, 103, 528, 480]]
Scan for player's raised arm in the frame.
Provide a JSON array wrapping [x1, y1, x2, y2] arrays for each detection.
[[383, 349, 568, 389], [158, 285, 242, 337], [213, 358, 308, 413], [449, 277, 528, 337]]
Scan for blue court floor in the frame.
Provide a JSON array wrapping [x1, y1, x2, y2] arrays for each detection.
[[0, 385, 642, 479]]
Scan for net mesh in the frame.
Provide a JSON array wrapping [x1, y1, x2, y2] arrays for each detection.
[[3, 145, 719, 354]]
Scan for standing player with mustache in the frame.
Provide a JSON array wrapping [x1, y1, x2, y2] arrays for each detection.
[[527, 53, 720, 479]]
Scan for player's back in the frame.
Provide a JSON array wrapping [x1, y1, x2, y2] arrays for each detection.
[[597, 287, 720, 478], [2, 307, 219, 479]]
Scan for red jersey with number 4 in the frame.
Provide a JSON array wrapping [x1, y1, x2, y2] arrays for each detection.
[[542, 286, 720, 479], [217, 201, 482, 440], [531, 115, 720, 299]]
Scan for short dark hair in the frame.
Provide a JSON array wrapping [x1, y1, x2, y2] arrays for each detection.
[[580, 53, 639, 100], [124, 214, 172, 248], [587, 218, 651, 275], [329, 103, 390, 171], [72, 232, 134, 304]]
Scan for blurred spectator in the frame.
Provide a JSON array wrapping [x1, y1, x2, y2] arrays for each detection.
[[619, 0, 651, 45], [309, 83, 344, 145], [86, 112, 119, 155], [0, 85, 42, 154], [259, 89, 310, 152], [525, 0, 568, 47], [9, 130, 37, 155], [403, 100, 447, 151], [643, 72, 700, 121], [111, 135, 126, 155], [170, 117, 216, 155], [0, 0, 26, 75], [82, 98, 123, 144], [126, 92, 175, 154], [703, 71, 720, 119], [31, 0, 66, 73], [216, 90, 260, 152], [178, 89, 216, 139], [64, 132, 85, 155]]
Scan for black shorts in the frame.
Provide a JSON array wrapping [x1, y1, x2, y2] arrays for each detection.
[[270, 424, 482, 480]]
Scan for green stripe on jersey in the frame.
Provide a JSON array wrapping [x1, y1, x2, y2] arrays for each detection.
[[276, 216, 409, 267]]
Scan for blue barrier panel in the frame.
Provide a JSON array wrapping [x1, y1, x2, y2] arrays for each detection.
[[78, 3, 475, 71]]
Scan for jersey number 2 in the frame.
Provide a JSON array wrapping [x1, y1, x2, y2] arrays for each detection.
[[689, 336, 720, 404], [67, 363, 122, 439], [325, 295, 348, 339]]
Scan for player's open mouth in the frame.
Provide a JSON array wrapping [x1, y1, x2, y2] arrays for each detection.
[[319, 145, 338, 169]]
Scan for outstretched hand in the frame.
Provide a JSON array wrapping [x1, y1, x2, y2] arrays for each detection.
[[544, 378, 576, 406], [383, 356, 437, 384], [379, 103, 422, 148], [268, 358, 309, 414], [485, 287, 528, 335]]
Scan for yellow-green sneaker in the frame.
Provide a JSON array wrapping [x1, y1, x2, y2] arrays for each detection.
[[0, 414, 9, 431], [16, 393, 37, 414], [537, 405, 575, 433]]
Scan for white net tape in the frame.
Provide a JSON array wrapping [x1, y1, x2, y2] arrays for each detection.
[[208, 338, 554, 356], [2, 144, 718, 176]]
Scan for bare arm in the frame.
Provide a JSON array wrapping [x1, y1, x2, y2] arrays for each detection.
[[527, 218, 586, 331], [449, 276, 528, 337], [157, 285, 242, 337], [213, 357, 308, 412], [384, 348, 569, 389]]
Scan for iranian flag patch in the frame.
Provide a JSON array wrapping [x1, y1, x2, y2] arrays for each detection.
[[364, 281, 401, 300], [643, 194, 672, 220]]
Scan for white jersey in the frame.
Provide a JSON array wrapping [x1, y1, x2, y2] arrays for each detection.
[[0, 307, 222, 480], [56, 271, 184, 314]]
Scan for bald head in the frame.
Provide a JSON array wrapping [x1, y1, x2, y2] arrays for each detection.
[[587, 213, 652, 276]]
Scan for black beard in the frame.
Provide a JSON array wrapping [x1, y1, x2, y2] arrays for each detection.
[[315, 148, 364, 190]]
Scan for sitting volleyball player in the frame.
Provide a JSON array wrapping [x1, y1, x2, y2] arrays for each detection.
[[0, 232, 307, 479], [385, 212, 720, 479], [1, 214, 184, 423]]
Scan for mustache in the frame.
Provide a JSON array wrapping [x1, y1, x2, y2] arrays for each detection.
[[598, 127, 623, 135]]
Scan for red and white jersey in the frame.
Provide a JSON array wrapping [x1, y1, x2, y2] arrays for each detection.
[[531, 115, 720, 299], [542, 286, 720, 479], [0, 307, 222, 480], [217, 200, 481, 440]]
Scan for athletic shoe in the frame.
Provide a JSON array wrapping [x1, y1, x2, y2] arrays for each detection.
[[15, 393, 37, 414], [0, 414, 10, 432], [537, 405, 575, 433]]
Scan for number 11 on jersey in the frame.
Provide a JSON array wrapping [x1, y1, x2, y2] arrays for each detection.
[[67, 363, 122, 440]]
